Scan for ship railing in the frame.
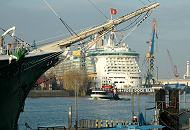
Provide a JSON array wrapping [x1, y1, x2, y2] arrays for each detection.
[[0, 45, 33, 56], [37, 125, 66, 130], [0, 48, 20, 55], [0, 48, 16, 55]]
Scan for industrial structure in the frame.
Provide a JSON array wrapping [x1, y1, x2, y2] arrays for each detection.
[[144, 19, 157, 87], [166, 49, 179, 79], [184, 61, 190, 79], [154, 84, 190, 130]]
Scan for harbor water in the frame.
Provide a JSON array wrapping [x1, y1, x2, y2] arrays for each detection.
[[18, 94, 190, 130], [18, 95, 156, 130]]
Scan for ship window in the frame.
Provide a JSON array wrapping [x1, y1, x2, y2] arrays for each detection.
[[92, 92, 107, 95]]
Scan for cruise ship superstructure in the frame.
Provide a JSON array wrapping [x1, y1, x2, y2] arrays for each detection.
[[87, 32, 142, 89]]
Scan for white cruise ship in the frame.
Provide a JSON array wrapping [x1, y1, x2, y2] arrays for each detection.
[[87, 33, 142, 90]]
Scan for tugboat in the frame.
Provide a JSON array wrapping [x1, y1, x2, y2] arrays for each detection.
[[90, 86, 120, 100]]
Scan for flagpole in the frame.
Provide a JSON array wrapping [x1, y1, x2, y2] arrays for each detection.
[[110, 8, 117, 20], [110, 8, 113, 20]]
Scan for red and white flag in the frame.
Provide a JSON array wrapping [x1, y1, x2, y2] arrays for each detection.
[[110, 8, 117, 15]]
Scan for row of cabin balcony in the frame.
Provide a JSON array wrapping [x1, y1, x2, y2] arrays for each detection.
[[106, 69, 139, 72], [107, 66, 139, 69], [106, 59, 138, 62], [105, 57, 137, 60]]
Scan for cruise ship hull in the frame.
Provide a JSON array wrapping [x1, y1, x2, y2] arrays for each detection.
[[0, 52, 62, 130]]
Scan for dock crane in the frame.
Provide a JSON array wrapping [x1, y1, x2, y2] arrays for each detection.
[[144, 19, 157, 87], [166, 49, 179, 78]]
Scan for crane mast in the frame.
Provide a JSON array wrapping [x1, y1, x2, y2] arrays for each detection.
[[145, 19, 157, 87], [166, 49, 179, 78]]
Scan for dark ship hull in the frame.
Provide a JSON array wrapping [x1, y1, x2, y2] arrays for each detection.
[[0, 51, 62, 130]]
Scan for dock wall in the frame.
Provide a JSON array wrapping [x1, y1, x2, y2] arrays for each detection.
[[28, 90, 70, 97]]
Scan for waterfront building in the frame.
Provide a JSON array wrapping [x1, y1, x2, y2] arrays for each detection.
[[45, 33, 142, 90], [45, 53, 81, 77]]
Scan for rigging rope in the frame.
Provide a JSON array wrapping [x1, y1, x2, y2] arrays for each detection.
[[84, 29, 111, 50], [42, 0, 90, 63], [137, 0, 146, 5], [87, 0, 108, 20], [115, 11, 151, 46], [34, 26, 93, 47], [137, 0, 152, 5], [116, 11, 150, 33], [42, 0, 76, 36], [114, 14, 142, 32]]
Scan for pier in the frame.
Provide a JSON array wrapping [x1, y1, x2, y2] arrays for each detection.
[[115, 79, 190, 94], [28, 90, 70, 97], [117, 87, 154, 94], [79, 119, 128, 128], [159, 79, 190, 86], [36, 119, 128, 130]]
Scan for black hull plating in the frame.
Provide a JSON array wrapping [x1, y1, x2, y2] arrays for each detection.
[[0, 52, 62, 130]]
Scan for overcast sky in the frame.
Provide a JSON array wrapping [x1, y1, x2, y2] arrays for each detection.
[[0, 0, 190, 79]]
